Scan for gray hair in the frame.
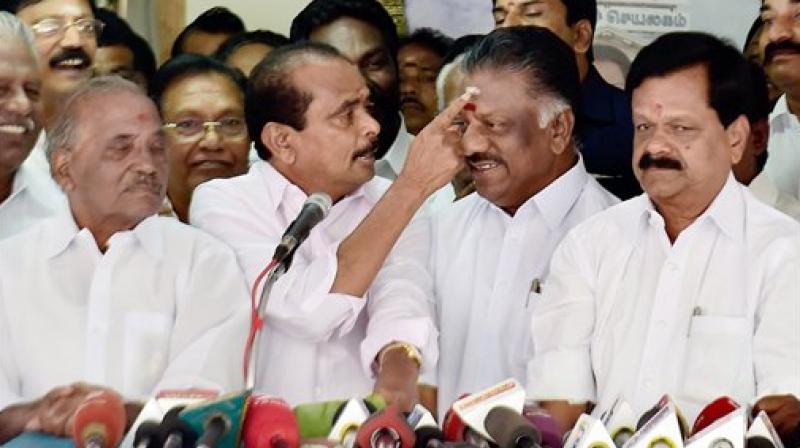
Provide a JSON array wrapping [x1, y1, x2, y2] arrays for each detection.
[[46, 76, 148, 161], [436, 55, 464, 113], [0, 12, 38, 62]]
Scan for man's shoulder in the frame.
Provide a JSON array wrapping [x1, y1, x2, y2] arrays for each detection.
[[430, 193, 486, 229], [743, 188, 800, 246], [566, 195, 645, 244], [149, 216, 236, 253]]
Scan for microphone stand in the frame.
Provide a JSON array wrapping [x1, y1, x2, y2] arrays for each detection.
[[245, 255, 291, 389]]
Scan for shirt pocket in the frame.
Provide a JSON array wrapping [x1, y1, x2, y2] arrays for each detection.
[[681, 315, 752, 402], [122, 312, 172, 399]]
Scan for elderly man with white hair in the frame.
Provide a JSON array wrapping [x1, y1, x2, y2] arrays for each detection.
[[0, 74, 249, 442], [0, 12, 63, 239]]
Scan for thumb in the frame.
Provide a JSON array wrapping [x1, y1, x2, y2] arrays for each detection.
[[24, 415, 42, 432]]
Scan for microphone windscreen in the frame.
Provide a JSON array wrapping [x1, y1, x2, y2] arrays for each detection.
[[293, 400, 345, 439], [243, 396, 300, 448], [134, 421, 162, 448], [160, 406, 199, 448], [636, 404, 661, 431], [745, 436, 776, 448], [484, 406, 541, 448], [72, 390, 127, 448], [691, 397, 739, 436], [522, 409, 562, 448], [356, 405, 416, 448], [415, 426, 445, 448], [443, 406, 468, 442]]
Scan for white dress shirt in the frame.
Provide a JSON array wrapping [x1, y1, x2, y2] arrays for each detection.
[[428, 158, 618, 417], [764, 95, 800, 201], [749, 170, 800, 222], [374, 115, 413, 181], [529, 175, 800, 424], [0, 163, 65, 239], [190, 161, 438, 406], [0, 210, 250, 409]]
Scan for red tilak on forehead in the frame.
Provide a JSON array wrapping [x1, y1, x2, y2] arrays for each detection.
[[463, 102, 477, 112], [136, 112, 148, 122]]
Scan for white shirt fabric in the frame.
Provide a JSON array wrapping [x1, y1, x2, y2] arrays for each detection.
[[190, 161, 438, 406], [374, 115, 413, 180], [0, 210, 250, 409], [0, 163, 65, 239], [749, 170, 800, 222], [529, 175, 800, 424], [764, 95, 800, 200], [427, 158, 618, 417]]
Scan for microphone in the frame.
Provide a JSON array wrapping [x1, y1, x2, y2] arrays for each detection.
[[196, 415, 230, 448], [685, 407, 745, 448], [484, 406, 542, 448], [178, 391, 249, 448], [561, 413, 614, 448], [71, 390, 127, 448], [451, 379, 526, 446], [328, 398, 372, 447], [293, 394, 387, 439], [160, 407, 198, 448], [746, 436, 776, 448], [521, 406, 562, 448], [624, 400, 684, 448], [355, 405, 416, 448], [442, 403, 489, 448], [598, 399, 635, 448], [133, 421, 162, 448], [415, 426, 445, 448], [746, 411, 784, 448], [691, 397, 740, 437], [242, 395, 300, 448], [272, 192, 333, 264]]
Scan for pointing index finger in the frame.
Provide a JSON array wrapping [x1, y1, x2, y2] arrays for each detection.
[[432, 86, 481, 129]]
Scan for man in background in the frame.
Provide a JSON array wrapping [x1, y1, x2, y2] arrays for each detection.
[[398, 28, 452, 135]]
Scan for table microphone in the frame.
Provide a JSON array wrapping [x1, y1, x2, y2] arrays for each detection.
[[71, 390, 126, 448], [133, 421, 162, 448], [691, 397, 740, 437], [484, 406, 542, 448], [355, 405, 416, 448], [242, 395, 300, 448]]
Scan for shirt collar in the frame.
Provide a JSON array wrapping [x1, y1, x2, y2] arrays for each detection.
[[769, 94, 799, 128], [380, 114, 413, 176], [639, 174, 745, 242], [532, 156, 591, 230], [45, 207, 164, 259]]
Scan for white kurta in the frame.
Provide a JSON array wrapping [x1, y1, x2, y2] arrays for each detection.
[[764, 95, 800, 201], [427, 158, 618, 417], [0, 164, 65, 240], [190, 161, 438, 406], [749, 170, 800, 222], [0, 211, 250, 408], [529, 175, 800, 424]]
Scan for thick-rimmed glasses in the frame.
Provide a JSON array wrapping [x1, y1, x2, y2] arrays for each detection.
[[163, 117, 248, 142], [30, 17, 105, 39]]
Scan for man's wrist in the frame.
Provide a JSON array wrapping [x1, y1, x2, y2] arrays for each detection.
[[374, 341, 422, 375]]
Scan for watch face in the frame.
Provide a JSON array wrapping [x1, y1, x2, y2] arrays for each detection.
[[710, 438, 735, 448]]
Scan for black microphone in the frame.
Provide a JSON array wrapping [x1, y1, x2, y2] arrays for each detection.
[[415, 426, 445, 448], [272, 193, 333, 265], [484, 406, 542, 448], [196, 414, 231, 448], [745, 436, 775, 448], [160, 407, 198, 448], [133, 421, 162, 448]]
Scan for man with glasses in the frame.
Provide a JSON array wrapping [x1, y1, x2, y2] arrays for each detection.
[[4, 0, 102, 182], [149, 54, 250, 223]]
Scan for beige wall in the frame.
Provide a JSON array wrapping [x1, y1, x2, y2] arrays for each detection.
[[185, 0, 312, 36]]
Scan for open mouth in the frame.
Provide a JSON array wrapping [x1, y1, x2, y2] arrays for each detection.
[[50, 51, 92, 73], [0, 118, 35, 136], [191, 159, 232, 170], [353, 146, 376, 162], [467, 158, 501, 173]]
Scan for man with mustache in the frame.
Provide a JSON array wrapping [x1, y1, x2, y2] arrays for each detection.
[[422, 26, 618, 418], [0, 13, 63, 239], [290, 0, 411, 181], [4, 0, 98, 184], [0, 76, 250, 441], [760, 0, 800, 201], [528, 32, 800, 442], [190, 42, 470, 409], [398, 28, 453, 136]]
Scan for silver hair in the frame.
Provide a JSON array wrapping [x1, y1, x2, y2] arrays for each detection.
[[46, 76, 148, 162], [0, 12, 38, 62], [436, 55, 465, 113]]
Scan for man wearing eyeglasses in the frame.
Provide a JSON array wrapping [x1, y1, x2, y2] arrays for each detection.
[[149, 54, 250, 223], [5, 0, 102, 184]]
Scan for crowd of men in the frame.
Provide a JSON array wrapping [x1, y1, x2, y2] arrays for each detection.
[[0, 0, 797, 443]]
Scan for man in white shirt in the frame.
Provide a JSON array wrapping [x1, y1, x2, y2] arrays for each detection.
[[529, 32, 800, 441], [0, 76, 249, 442], [426, 26, 617, 418], [290, 0, 413, 180], [0, 13, 63, 239], [760, 0, 800, 200], [191, 42, 473, 409]]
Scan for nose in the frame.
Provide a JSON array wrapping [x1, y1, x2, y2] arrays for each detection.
[[59, 23, 84, 48], [767, 13, 796, 44], [198, 126, 224, 152], [5, 86, 34, 116], [637, 126, 674, 159], [461, 122, 489, 157], [361, 109, 380, 140], [498, 10, 521, 28], [400, 78, 417, 96]]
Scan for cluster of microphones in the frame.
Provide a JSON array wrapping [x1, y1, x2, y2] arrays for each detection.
[[68, 379, 799, 448]]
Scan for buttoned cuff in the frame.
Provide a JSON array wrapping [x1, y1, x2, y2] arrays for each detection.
[[527, 349, 596, 403], [360, 317, 439, 379]]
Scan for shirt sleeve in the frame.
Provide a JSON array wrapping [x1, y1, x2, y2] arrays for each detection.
[[527, 229, 597, 404], [360, 215, 439, 378], [155, 237, 251, 394], [190, 181, 365, 344], [0, 277, 22, 410], [753, 235, 800, 399]]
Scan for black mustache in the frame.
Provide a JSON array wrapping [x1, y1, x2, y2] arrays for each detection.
[[764, 40, 800, 63], [466, 154, 502, 164], [400, 96, 424, 107], [354, 140, 378, 158], [49, 48, 92, 68], [638, 153, 683, 170]]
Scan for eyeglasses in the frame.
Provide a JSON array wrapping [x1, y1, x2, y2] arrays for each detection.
[[163, 117, 248, 141], [30, 17, 105, 39]]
